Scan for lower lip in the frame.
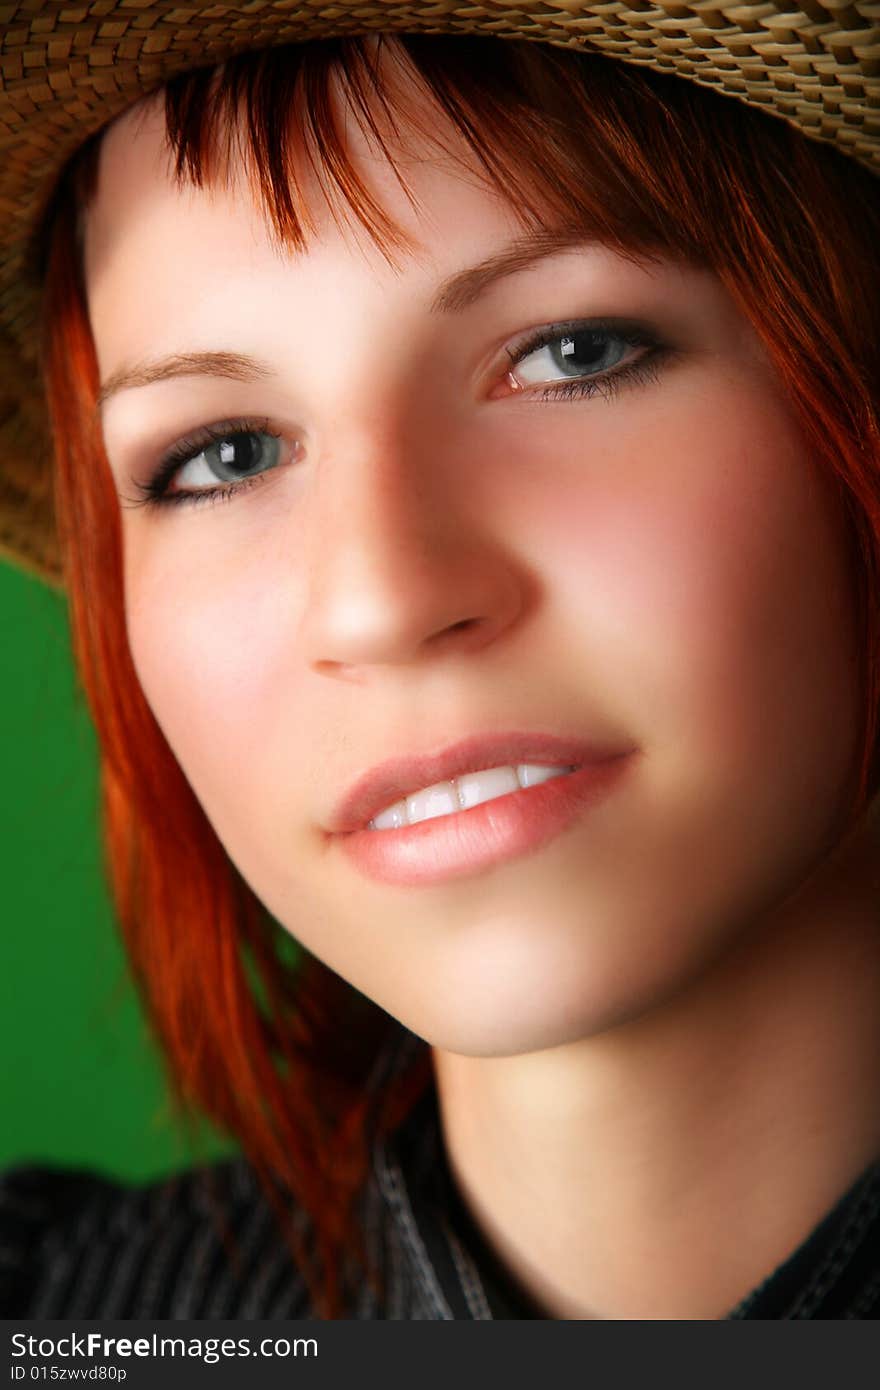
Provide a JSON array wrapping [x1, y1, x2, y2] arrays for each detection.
[[335, 755, 634, 887]]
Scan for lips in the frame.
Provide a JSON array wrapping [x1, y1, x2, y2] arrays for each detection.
[[326, 730, 633, 835]]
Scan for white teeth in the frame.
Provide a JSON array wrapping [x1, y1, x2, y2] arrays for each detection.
[[407, 780, 459, 825], [458, 764, 519, 810], [367, 763, 575, 830], [516, 763, 571, 789], [369, 800, 409, 830]]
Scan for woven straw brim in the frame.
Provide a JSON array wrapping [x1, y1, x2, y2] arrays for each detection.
[[2, 0, 879, 587]]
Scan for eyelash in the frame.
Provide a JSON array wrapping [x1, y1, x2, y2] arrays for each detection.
[[125, 318, 670, 512], [125, 415, 284, 513]]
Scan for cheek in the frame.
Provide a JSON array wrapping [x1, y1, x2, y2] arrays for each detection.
[[508, 376, 859, 798], [123, 538, 306, 820]]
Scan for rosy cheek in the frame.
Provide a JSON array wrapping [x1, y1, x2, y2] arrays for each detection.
[[125, 543, 297, 787], [508, 385, 814, 756]]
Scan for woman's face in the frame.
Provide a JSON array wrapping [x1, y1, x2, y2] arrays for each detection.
[[86, 73, 863, 1056]]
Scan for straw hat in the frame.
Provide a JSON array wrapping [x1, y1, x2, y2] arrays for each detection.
[[1, 1, 878, 588]]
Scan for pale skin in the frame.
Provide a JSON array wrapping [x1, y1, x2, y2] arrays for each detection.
[[84, 52, 880, 1318]]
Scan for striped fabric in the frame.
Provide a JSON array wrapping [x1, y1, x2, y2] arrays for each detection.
[[2, 1025, 879, 1319]]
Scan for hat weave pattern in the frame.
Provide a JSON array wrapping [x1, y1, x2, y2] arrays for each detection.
[[1, 0, 879, 585]]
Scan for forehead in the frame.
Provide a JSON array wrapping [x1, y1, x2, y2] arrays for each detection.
[[84, 50, 536, 264], [82, 79, 535, 378]]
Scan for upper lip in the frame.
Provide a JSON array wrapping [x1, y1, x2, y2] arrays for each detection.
[[327, 730, 633, 834]]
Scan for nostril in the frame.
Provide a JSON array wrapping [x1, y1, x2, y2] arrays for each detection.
[[433, 617, 482, 644]]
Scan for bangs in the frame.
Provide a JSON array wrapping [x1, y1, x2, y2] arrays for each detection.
[[148, 34, 748, 270], [159, 34, 686, 262]]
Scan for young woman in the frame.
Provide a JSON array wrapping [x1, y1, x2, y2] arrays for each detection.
[[1, 7, 879, 1320]]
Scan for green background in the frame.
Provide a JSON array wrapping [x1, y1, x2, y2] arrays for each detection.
[[0, 556, 235, 1180]]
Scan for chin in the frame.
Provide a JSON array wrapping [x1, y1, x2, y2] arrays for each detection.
[[386, 938, 669, 1060], [382, 886, 756, 1059]]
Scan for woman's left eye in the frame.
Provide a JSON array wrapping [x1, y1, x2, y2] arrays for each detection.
[[502, 318, 667, 400]]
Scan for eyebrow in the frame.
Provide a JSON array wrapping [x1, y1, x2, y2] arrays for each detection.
[[97, 230, 598, 406], [428, 229, 597, 314], [97, 350, 274, 408]]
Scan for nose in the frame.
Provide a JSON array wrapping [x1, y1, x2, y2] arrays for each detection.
[[299, 424, 527, 676]]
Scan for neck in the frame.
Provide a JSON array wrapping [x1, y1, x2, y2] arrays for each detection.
[[431, 806, 880, 1320]]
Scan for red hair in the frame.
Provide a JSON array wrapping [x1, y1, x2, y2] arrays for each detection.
[[38, 33, 880, 1317]]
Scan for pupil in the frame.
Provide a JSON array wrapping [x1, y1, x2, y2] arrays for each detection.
[[215, 432, 260, 476], [557, 331, 608, 372]]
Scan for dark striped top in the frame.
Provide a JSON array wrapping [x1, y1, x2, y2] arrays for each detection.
[[2, 1025, 879, 1319]]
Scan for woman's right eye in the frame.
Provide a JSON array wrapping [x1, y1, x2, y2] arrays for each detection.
[[126, 419, 292, 511], [174, 429, 282, 489]]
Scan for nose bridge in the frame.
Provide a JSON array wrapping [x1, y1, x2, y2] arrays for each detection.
[[299, 410, 524, 673]]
